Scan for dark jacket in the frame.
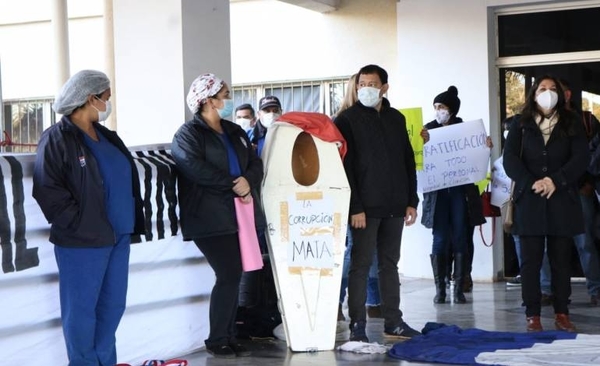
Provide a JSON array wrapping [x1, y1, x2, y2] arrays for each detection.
[[577, 111, 600, 189], [335, 98, 419, 218], [171, 115, 266, 240], [421, 118, 486, 228], [503, 113, 590, 236], [251, 121, 267, 157], [32, 116, 145, 247]]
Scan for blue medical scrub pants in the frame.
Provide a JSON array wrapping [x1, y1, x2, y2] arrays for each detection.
[[54, 234, 130, 366]]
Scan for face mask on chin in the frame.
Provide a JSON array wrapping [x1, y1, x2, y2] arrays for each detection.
[[535, 89, 558, 112], [357, 87, 381, 108], [260, 112, 281, 129]]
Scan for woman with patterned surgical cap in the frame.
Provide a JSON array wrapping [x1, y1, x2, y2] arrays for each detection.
[[32, 70, 145, 366], [171, 73, 265, 358]]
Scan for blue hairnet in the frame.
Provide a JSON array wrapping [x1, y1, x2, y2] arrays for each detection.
[[53, 70, 111, 115]]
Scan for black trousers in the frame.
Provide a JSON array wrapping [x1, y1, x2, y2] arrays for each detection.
[[194, 234, 243, 347], [348, 217, 404, 329], [520, 235, 572, 317]]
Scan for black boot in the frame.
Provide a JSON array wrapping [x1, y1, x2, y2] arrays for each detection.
[[445, 252, 453, 289], [430, 254, 447, 304], [453, 253, 467, 304]]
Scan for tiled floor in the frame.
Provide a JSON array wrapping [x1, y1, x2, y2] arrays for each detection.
[[177, 277, 600, 365]]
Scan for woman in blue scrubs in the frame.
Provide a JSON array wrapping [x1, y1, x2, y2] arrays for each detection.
[[33, 70, 144, 366]]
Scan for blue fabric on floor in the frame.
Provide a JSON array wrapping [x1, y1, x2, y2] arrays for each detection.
[[388, 322, 577, 365]]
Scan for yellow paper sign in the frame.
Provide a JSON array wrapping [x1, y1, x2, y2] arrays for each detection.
[[400, 107, 424, 170]]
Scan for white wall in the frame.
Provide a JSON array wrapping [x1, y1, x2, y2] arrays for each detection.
[[112, 0, 185, 147], [0, 0, 103, 100], [394, 0, 497, 281], [113, 0, 232, 146], [230, 0, 400, 93]]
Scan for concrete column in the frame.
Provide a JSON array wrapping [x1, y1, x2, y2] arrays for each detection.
[[181, 0, 232, 121], [51, 0, 70, 92], [112, 0, 232, 146], [104, 0, 117, 130]]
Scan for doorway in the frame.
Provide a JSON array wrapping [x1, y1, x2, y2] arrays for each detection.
[[496, 4, 600, 278]]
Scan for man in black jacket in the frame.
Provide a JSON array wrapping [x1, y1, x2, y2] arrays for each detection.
[[335, 64, 420, 342]]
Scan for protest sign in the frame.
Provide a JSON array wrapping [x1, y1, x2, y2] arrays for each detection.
[[417, 119, 490, 192], [491, 156, 512, 207], [400, 107, 424, 170]]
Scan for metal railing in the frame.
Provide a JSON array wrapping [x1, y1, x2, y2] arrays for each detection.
[[0, 77, 351, 153], [2, 98, 55, 153]]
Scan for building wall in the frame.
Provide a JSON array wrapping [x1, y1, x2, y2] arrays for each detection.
[[0, 0, 103, 99], [395, 0, 496, 280], [230, 0, 400, 90], [0, 0, 589, 281]]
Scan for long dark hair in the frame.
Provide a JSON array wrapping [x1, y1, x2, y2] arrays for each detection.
[[520, 74, 577, 136]]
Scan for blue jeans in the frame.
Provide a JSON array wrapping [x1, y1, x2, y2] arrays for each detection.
[[431, 187, 467, 255], [340, 229, 380, 306], [573, 194, 600, 296], [54, 235, 130, 366]]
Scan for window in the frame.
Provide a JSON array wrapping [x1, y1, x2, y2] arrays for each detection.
[[231, 77, 350, 117], [498, 7, 600, 57], [2, 98, 54, 153]]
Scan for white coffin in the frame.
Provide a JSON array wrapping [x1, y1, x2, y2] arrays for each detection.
[[261, 120, 350, 352]]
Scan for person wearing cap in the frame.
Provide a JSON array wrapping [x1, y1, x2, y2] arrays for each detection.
[[251, 96, 282, 157], [171, 73, 265, 358], [420, 86, 491, 305], [335, 64, 420, 343], [235, 103, 257, 139], [32, 70, 145, 365]]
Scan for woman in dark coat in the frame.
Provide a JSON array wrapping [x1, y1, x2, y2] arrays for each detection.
[[171, 73, 265, 358], [503, 74, 589, 332]]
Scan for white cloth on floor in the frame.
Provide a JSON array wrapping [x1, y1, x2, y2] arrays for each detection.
[[336, 320, 350, 342], [337, 341, 390, 354], [475, 334, 600, 365]]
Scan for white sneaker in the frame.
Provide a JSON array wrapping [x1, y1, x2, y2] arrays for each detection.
[[272, 323, 286, 341]]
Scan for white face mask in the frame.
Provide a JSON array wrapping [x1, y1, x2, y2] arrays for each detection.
[[93, 97, 112, 122], [535, 90, 558, 111], [260, 112, 280, 129], [357, 87, 381, 108], [236, 118, 252, 130], [435, 109, 451, 124]]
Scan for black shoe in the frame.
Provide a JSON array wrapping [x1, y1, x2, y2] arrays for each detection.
[[454, 291, 467, 304], [206, 344, 236, 359], [229, 343, 251, 357], [506, 275, 522, 287], [349, 320, 369, 342], [384, 321, 422, 340]]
